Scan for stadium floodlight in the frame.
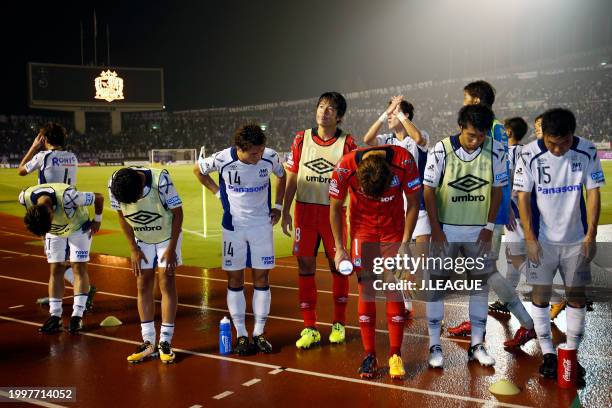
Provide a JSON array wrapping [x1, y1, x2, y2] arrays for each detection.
[[149, 148, 197, 165]]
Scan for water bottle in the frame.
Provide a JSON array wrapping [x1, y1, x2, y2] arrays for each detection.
[[219, 316, 232, 355]]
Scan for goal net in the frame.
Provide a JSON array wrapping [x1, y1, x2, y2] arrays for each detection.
[[149, 149, 197, 165]]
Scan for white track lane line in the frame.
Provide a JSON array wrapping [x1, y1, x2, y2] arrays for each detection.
[[0, 274, 469, 344], [0, 248, 477, 308], [0, 315, 533, 408]]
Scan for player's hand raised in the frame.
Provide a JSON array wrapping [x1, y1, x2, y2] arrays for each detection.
[[130, 247, 148, 277], [160, 248, 177, 276], [281, 211, 292, 236], [386, 95, 403, 115], [32, 132, 45, 150], [270, 208, 282, 226]]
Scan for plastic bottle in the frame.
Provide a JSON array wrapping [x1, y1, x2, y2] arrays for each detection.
[[219, 316, 232, 355]]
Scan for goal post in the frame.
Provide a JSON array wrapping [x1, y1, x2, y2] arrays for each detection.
[[149, 148, 197, 165]]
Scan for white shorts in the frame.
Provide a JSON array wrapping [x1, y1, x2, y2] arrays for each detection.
[[136, 233, 183, 270], [435, 226, 495, 275], [526, 243, 591, 288], [44, 229, 92, 263], [413, 210, 431, 238], [504, 222, 526, 256], [222, 224, 274, 271]]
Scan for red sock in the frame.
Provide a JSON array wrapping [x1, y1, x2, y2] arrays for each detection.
[[299, 275, 317, 327], [386, 301, 405, 357], [332, 272, 349, 324], [358, 283, 376, 355]]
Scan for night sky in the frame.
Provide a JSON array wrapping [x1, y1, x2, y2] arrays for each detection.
[[2, 0, 611, 113]]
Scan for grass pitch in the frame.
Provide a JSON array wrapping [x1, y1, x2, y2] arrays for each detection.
[[1, 161, 611, 268]]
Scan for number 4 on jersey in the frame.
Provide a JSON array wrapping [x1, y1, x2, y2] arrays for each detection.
[[223, 241, 234, 257], [228, 172, 241, 185]]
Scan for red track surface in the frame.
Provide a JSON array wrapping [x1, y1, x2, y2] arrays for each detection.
[[0, 213, 610, 407]]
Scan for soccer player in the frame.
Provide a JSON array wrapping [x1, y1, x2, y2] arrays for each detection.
[[536, 112, 582, 319], [18, 123, 96, 309], [423, 104, 506, 368], [109, 167, 183, 364], [502, 117, 529, 289], [330, 145, 421, 380], [196, 124, 286, 355], [499, 117, 540, 348], [281, 92, 358, 349], [363, 95, 430, 317], [448, 81, 535, 349], [514, 108, 603, 382], [534, 114, 543, 139], [19, 183, 103, 334]]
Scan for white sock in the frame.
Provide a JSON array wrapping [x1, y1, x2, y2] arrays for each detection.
[[252, 286, 271, 337], [531, 303, 554, 354], [566, 305, 586, 350], [227, 287, 248, 338], [469, 292, 488, 346], [160, 322, 175, 344], [64, 267, 74, 285], [49, 297, 62, 317], [72, 293, 88, 317], [426, 300, 444, 348], [141, 321, 156, 344]]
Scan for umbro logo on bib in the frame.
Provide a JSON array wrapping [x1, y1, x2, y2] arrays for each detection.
[[304, 158, 335, 175], [448, 175, 489, 193], [124, 211, 162, 225], [49, 224, 68, 234]]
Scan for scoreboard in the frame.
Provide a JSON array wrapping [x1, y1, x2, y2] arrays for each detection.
[[28, 63, 164, 111]]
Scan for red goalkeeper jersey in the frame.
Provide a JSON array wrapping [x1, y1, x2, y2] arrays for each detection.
[[329, 145, 421, 233]]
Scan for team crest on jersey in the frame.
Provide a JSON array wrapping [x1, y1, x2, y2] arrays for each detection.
[[334, 166, 350, 181], [571, 162, 582, 172], [259, 168, 269, 178]]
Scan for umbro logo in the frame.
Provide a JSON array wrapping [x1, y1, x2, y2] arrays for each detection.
[[259, 168, 269, 177], [304, 158, 335, 175], [49, 223, 68, 234], [124, 211, 162, 225], [448, 175, 489, 193]]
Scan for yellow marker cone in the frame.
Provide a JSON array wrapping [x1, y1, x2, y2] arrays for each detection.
[[100, 316, 122, 327], [489, 379, 520, 396]]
